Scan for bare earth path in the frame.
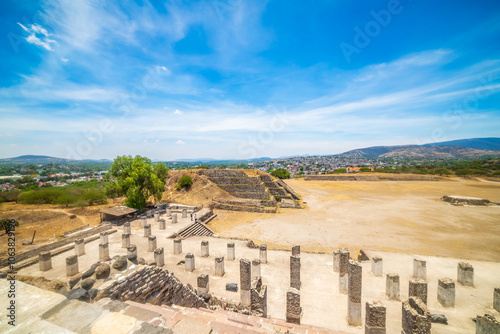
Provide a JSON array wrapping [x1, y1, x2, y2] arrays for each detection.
[[210, 177, 500, 262]]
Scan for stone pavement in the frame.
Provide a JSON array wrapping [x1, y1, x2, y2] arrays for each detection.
[[0, 280, 343, 334]]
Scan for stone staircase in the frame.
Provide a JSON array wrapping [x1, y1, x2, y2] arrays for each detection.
[[177, 222, 214, 239], [196, 170, 301, 212]]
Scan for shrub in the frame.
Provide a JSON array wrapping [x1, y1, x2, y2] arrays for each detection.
[[270, 168, 290, 179], [177, 175, 193, 189]]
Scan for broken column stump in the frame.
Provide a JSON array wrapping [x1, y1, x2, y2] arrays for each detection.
[[457, 262, 474, 287], [240, 258, 251, 306], [286, 288, 301, 325], [365, 300, 386, 334], [348, 259, 362, 326], [437, 278, 455, 308]]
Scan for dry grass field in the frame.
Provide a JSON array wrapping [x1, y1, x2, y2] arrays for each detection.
[[209, 176, 500, 262]]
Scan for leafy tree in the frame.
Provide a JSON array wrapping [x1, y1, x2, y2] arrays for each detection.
[[270, 168, 290, 179], [0, 218, 19, 234], [359, 167, 372, 172], [108, 155, 168, 209], [177, 175, 193, 189]]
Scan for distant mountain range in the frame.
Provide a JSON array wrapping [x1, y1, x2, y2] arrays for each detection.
[[337, 138, 500, 159], [0, 155, 112, 164], [1, 138, 499, 164]]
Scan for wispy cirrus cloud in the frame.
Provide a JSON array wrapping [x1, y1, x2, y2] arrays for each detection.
[[17, 22, 57, 51]]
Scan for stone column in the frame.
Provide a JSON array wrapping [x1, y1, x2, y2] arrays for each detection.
[[148, 235, 157, 252], [290, 255, 301, 290], [99, 242, 109, 261], [240, 259, 251, 306], [159, 219, 166, 230], [457, 262, 474, 287], [493, 288, 500, 313], [172, 213, 177, 224], [197, 274, 209, 293], [154, 247, 164, 267], [386, 273, 400, 301], [182, 208, 187, 218], [286, 288, 301, 325], [39, 252, 52, 271], [259, 244, 267, 264], [201, 240, 209, 257], [122, 234, 130, 248], [74, 239, 85, 256], [333, 249, 340, 272], [292, 245, 300, 256], [251, 278, 267, 318], [215, 256, 225, 277], [348, 259, 362, 326], [409, 279, 428, 305], [127, 244, 137, 257], [339, 248, 350, 294], [100, 232, 108, 244], [154, 212, 159, 222], [252, 259, 261, 279], [144, 224, 152, 237], [166, 208, 171, 217], [174, 238, 182, 254], [124, 222, 131, 234], [227, 243, 235, 261], [185, 253, 195, 272], [476, 314, 500, 334], [365, 300, 386, 334], [141, 218, 147, 227], [402, 297, 431, 334], [372, 257, 383, 277], [413, 259, 426, 280], [437, 278, 455, 308], [66, 255, 79, 276]]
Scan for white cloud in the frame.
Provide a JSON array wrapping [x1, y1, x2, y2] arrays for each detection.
[[176, 140, 186, 145], [156, 65, 169, 72], [61, 58, 69, 62], [174, 109, 183, 115], [18, 23, 57, 51]]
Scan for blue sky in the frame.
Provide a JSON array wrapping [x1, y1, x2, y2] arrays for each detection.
[[1, 0, 499, 160]]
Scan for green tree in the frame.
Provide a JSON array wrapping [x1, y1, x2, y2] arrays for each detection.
[[0, 218, 19, 234], [108, 155, 168, 209], [270, 168, 290, 179]]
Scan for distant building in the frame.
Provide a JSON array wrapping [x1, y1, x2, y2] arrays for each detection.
[[346, 167, 374, 173]]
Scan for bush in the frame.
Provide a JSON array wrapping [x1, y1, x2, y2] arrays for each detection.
[[270, 168, 290, 179], [177, 175, 193, 189]]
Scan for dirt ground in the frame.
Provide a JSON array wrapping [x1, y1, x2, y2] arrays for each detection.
[[209, 176, 500, 262], [0, 201, 122, 258]]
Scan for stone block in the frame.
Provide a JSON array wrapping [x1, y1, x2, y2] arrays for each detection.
[[252, 259, 261, 279], [339, 248, 350, 294], [75, 239, 85, 256], [185, 253, 195, 272], [286, 288, 301, 325], [100, 232, 108, 244], [333, 249, 340, 272], [240, 258, 251, 306], [66, 255, 79, 276], [476, 314, 500, 334], [494, 288, 500, 313], [372, 256, 383, 277], [437, 278, 455, 308], [99, 242, 109, 261], [259, 244, 267, 264], [413, 259, 426, 280], [159, 220, 166, 230], [182, 208, 187, 218], [402, 297, 431, 334], [124, 222, 131, 234], [290, 255, 300, 290], [154, 248, 164, 267], [457, 262, 474, 287], [386, 273, 400, 301], [143, 224, 151, 237], [348, 259, 362, 326], [201, 240, 209, 257], [197, 274, 209, 293], [148, 235, 157, 252], [292, 245, 300, 256], [365, 300, 386, 334], [122, 234, 130, 248], [172, 214, 177, 224], [39, 252, 52, 272], [215, 256, 225, 277], [409, 279, 428, 305], [174, 238, 182, 254], [227, 242, 235, 261]]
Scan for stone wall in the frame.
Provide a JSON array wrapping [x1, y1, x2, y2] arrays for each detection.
[[0, 223, 113, 268]]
